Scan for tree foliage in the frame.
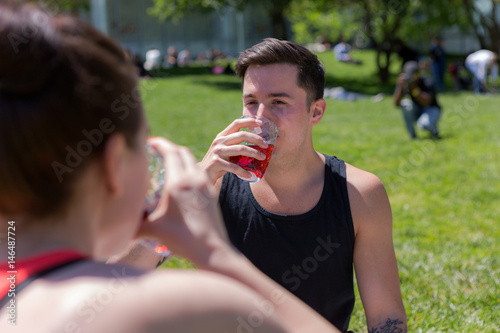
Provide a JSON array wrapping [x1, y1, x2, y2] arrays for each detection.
[[288, 0, 473, 82], [148, 0, 292, 39], [289, 0, 470, 46], [147, 0, 245, 22], [16, 0, 90, 13], [286, 1, 358, 45]]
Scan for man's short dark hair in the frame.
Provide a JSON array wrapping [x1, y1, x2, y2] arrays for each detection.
[[235, 38, 325, 106]]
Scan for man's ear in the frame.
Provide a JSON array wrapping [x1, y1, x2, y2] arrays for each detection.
[[102, 134, 128, 196], [310, 98, 326, 125]]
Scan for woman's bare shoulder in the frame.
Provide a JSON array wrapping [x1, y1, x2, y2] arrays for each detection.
[[97, 269, 287, 332], [1, 266, 286, 333]]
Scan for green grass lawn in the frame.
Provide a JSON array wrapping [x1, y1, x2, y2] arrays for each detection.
[[141, 50, 499, 332]]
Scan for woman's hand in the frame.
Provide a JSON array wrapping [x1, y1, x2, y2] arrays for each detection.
[[137, 137, 229, 266]]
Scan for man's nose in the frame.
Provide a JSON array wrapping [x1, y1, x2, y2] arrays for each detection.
[[256, 103, 270, 119]]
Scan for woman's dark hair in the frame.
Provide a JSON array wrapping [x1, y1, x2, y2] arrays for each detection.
[[0, 3, 142, 218], [234, 38, 325, 106]]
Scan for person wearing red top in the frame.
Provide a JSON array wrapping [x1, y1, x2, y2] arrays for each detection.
[[0, 3, 341, 333]]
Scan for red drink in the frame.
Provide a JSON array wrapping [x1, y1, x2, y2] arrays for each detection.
[[230, 145, 274, 182]]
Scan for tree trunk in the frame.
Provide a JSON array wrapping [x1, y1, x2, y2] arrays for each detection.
[[462, 0, 500, 52], [270, 9, 288, 40], [376, 44, 392, 83], [377, 52, 390, 83], [484, 0, 500, 53]]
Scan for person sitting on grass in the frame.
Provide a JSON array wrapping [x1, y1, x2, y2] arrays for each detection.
[[200, 38, 407, 333], [333, 38, 362, 65]]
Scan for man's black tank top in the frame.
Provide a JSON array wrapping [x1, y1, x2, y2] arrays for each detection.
[[219, 155, 355, 331]]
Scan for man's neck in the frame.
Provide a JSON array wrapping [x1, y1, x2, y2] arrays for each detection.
[[250, 151, 325, 215], [264, 146, 324, 182]]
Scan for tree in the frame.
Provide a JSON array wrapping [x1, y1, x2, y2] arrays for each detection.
[[354, 0, 412, 83], [148, 0, 293, 40], [286, 1, 359, 46], [17, 0, 89, 14], [289, 0, 414, 82], [462, 0, 500, 53], [288, 0, 471, 83], [147, 0, 245, 21], [265, 0, 294, 41]]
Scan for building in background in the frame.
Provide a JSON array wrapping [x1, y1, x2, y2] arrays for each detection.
[[88, 0, 271, 62]]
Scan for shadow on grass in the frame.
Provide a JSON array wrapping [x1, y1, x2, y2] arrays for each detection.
[[325, 72, 397, 96], [196, 79, 241, 91], [149, 65, 399, 95], [148, 66, 242, 91], [149, 66, 214, 76]]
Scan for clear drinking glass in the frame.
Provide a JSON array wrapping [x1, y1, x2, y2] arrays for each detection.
[[138, 144, 171, 257], [229, 115, 278, 182]]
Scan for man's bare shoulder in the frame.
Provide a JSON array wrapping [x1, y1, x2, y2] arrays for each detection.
[[344, 163, 391, 234], [345, 163, 386, 195]]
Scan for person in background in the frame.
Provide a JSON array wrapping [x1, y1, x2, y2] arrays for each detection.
[[393, 61, 442, 139], [0, 4, 343, 333], [177, 49, 192, 67], [465, 49, 498, 94], [162, 45, 178, 68], [125, 49, 148, 78], [200, 38, 407, 332], [317, 34, 332, 51], [144, 46, 161, 71], [429, 36, 446, 91], [449, 59, 471, 91], [333, 37, 352, 62]]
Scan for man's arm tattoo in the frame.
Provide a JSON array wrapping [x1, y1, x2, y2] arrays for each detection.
[[368, 318, 408, 333]]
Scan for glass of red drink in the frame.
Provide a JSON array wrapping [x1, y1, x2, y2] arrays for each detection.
[[230, 115, 278, 182]]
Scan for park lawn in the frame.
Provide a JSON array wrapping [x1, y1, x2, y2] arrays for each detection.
[[140, 49, 499, 332]]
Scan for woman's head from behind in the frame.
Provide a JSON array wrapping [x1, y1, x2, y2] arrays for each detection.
[[0, 3, 143, 220]]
